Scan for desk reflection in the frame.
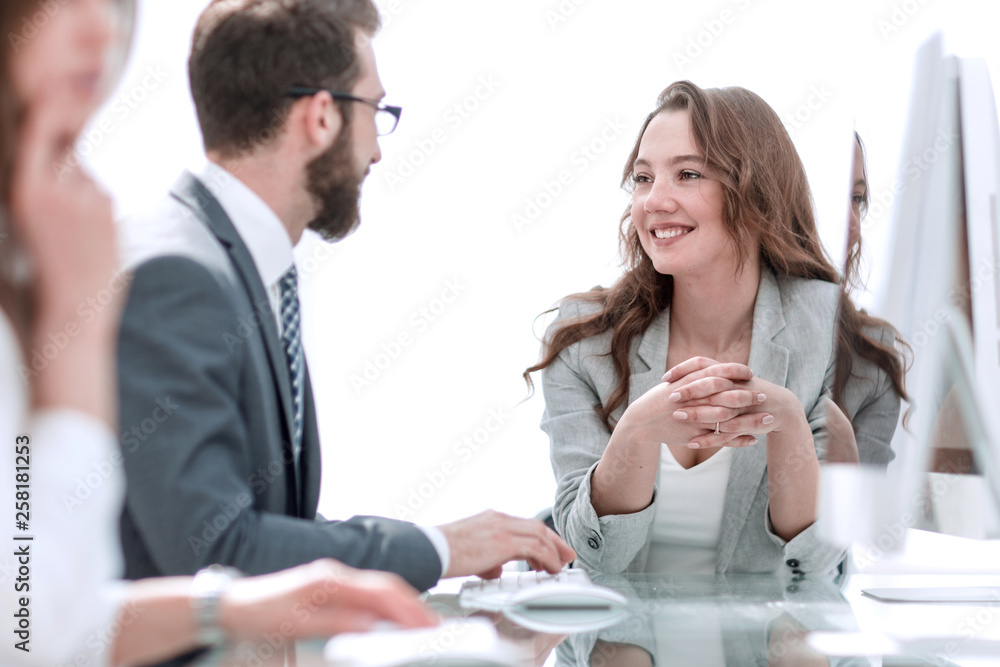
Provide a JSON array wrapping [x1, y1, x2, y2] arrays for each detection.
[[554, 574, 863, 667], [198, 574, 868, 667]]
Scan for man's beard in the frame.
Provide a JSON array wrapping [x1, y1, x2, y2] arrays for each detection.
[[305, 128, 364, 241]]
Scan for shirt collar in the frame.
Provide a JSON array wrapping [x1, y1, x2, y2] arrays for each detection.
[[198, 162, 294, 289]]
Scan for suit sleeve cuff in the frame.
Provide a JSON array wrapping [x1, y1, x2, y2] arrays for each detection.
[[765, 509, 846, 577], [418, 525, 450, 577], [562, 462, 657, 572]]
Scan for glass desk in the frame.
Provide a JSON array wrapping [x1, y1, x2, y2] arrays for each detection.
[[199, 572, 1000, 666]]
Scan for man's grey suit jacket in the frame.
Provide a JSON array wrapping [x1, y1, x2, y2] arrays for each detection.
[[116, 172, 441, 591]]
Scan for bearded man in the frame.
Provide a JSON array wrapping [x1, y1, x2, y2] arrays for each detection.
[[116, 0, 573, 603]]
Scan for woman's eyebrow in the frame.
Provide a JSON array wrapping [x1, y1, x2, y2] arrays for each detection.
[[634, 154, 704, 169]]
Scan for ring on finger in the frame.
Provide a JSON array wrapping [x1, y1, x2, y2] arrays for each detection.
[[714, 422, 720, 435]]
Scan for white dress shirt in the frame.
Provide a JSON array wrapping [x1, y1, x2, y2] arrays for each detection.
[[1, 312, 125, 667], [198, 162, 293, 336]]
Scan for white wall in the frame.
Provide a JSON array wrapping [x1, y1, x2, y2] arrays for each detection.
[[84, 0, 1000, 526]]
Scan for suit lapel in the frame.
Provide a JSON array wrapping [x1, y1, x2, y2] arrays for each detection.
[[298, 362, 322, 516], [717, 269, 789, 571], [170, 172, 301, 507]]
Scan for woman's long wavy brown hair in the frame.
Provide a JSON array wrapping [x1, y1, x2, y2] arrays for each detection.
[[832, 133, 909, 409], [524, 82, 906, 430], [0, 0, 39, 355]]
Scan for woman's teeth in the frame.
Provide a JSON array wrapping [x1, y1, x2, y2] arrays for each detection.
[[653, 228, 691, 239]]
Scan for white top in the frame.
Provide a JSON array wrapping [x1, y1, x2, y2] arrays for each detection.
[[646, 444, 734, 574], [120, 163, 452, 574], [0, 312, 125, 667]]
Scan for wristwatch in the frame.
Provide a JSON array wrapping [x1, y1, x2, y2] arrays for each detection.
[[191, 564, 242, 646]]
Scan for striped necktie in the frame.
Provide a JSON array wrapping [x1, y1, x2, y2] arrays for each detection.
[[278, 266, 304, 461]]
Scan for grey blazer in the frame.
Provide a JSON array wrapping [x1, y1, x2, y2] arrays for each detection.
[[541, 269, 900, 577], [116, 173, 441, 592]]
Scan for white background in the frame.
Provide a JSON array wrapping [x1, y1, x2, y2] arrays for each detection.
[[84, 0, 1000, 527]]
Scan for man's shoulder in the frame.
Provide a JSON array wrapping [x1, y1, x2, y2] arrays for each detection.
[[118, 185, 231, 279]]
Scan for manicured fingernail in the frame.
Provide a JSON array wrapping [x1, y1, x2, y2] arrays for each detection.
[[664, 370, 672, 381], [757, 393, 766, 403], [762, 414, 775, 425], [669, 392, 682, 402], [673, 411, 688, 420], [687, 442, 701, 449]]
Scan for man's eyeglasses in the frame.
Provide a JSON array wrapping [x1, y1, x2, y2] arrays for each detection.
[[287, 86, 402, 136]]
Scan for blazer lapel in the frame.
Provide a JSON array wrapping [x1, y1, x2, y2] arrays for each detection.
[[627, 307, 672, 409], [717, 269, 790, 571], [170, 172, 300, 496]]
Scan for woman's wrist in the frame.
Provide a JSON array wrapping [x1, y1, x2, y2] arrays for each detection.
[[764, 387, 808, 435], [216, 591, 242, 640], [765, 418, 812, 453], [618, 399, 671, 449], [191, 566, 243, 646], [611, 410, 647, 448], [593, 413, 660, 516]]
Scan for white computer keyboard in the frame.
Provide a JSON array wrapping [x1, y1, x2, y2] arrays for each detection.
[[458, 568, 626, 611]]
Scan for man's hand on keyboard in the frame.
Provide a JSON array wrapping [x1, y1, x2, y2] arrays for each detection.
[[437, 510, 576, 579]]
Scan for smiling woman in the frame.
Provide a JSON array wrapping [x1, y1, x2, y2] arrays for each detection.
[[524, 80, 905, 577]]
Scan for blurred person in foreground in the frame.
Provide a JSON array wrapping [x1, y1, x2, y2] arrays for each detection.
[[116, 0, 573, 604], [0, 1, 435, 665]]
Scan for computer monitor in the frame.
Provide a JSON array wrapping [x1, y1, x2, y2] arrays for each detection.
[[819, 33, 1000, 561]]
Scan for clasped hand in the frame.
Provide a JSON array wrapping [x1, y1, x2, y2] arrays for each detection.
[[635, 357, 795, 449]]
